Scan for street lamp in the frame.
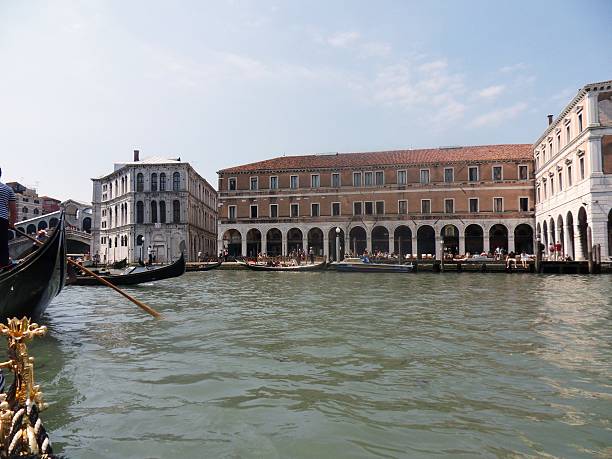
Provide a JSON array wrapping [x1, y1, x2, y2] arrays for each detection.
[[335, 227, 341, 262]]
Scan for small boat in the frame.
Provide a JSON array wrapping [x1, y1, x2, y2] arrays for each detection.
[[112, 258, 128, 269], [0, 213, 66, 321], [243, 260, 327, 272], [333, 257, 413, 273], [186, 261, 222, 272], [67, 253, 185, 286]]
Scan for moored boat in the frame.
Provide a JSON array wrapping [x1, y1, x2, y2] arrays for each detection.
[[0, 213, 66, 321], [186, 261, 222, 272], [333, 257, 413, 273], [243, 260, 327, 272]]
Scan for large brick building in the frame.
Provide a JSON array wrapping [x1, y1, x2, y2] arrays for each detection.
[[217, 144, 535, 260]]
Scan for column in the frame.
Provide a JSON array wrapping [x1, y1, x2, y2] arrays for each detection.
[[302, 235, 309, 252], [508, 230, 515, 253], [483, 232, 490, 254], [574, 224, 584, 261], [590, 218, 608, 260], [435, 234, 442, 260], [282, 232, 287, 256], [241, 238, 247, 257], [564, 224, 573, 259], [323, 236, 329, 259], [217, 238, 223, 256], [261, 231, 267, 256], [412, 234, 418, 257], [557, 225, 564, 257], [588, 136, 603, 174], [586, 92, 599, 127], [459, 234, 466, 255], [366, 231, 372, 253], [388, 233, 394, 254]]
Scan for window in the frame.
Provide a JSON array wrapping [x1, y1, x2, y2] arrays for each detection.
[[535, 155, 539, 170], [375, 171, 384, 185], [22, 207, 28, 214], [364, 171, 373, 186], [579, 157, 585, 179], [375, 201, 384, 214], [311, 174, 320, 188], [519, 197, 529, 212], [444, 199, 454, 214], [160, 173, 166, 191], [550, 177, 554, 195], [353, 172, 362, 187], [492, 166, 502, 181], [172, 200, 181, 222], [136, 201, 144, 223], [250, 205, 258, 218], [421, 199, 431, 214], [270, 204, 278, 218], [557, 135, 561, 151], [543, 181, 547, 198], [151, 201, 158, 223], [519, 165, 528, 180], [136, 173, 144, 192], [493, 197, 503, 212], [558, 171, 563, 191], [311, 203, 320, 217], [270, 176, 278, 189], [353, 202, 362, 215], [549, 141, 553, 157], [33, 209, 39, 215], [331, 173, 340, 188], [151, 173, 158, 192], [228, 177, 237, 191], [444, 168, 454, 183], [290, 175, 299, 189], [159, 201, 166, 223], [566, 125, 571, 143], [364, 201, 373, 215], [398, 200, 407, 214], [537, 187, 541, 203], [578, 113, 583, 132], [331, 202, 341, 216], [250, 177, 258, 191], [567, 166, 572, 186], [290, 203, 299, 217], [397, 170, 407, 185], [420, 169, 430, 184], [469, 198, 479, 213], [542, 145, 546, 162], [172, 172, 181, 191], [468, 166, 479, 182]]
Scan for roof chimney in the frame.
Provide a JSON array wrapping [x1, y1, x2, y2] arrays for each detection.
[[547, 114, 553, 126], [133, 149, 140, 162]]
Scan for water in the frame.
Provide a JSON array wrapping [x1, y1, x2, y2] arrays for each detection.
[[27, 272, 612, 458]]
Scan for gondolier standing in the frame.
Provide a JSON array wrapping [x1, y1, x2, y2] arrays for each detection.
[[0, 169, 17, 268]]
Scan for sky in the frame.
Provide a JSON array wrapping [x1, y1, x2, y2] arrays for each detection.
[[1, 0, 611, 202]]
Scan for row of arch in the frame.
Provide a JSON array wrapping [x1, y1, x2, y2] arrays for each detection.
[[9, 216, 92, 240], [222, 223, 534, 259]]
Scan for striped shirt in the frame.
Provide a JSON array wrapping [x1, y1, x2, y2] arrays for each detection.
[[0, 182, 16, 220]]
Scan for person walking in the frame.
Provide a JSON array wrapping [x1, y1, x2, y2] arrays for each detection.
[[147, 245, 153, 265], [0, 169, 17, 268]]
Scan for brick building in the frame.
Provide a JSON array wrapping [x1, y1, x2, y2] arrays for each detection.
[[6, 182, 43, 222], [217, 144, 535, 260]]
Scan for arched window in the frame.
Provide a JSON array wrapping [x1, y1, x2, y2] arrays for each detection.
[[136, 173, 144, 192], [173, 172, 180, 191], [159, 201, 166, 223], [151, 201, 158, 223], [33, 208, 39, 215], [136, 201, 144, 223], [22, 207, 28, 214], [173, 200, 181, 223], [160, 173, 166, 191], [109, 238, 112, 248], [151, 173, 158, 192]]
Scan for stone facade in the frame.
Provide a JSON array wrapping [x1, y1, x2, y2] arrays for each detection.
[[6, 183, 43, 222], [534, 80, 612, 260], [91, 151, 217, 264], [217, 145, 536, 260]]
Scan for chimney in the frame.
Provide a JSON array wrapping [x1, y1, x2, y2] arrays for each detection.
[[547, 114, 553, 125], [133, 149, 140, 162]]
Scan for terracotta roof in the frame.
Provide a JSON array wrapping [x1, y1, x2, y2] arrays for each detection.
[[219, 144, 533, 173]]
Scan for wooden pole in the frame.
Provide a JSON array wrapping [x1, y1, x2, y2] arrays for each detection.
[[587, 226, 593, 274], [14, 227, 162, 319]]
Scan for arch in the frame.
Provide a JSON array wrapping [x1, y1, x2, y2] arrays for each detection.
[[159, 201, 166, 223], [441, 224, 459, 256], [542, 220, 548, 251], [17, 227, 25, 236], [549, 217, 556, 245], [348, 226, 367, 255], [33, 209, 39, 215], [307, 227, 324, 256], [328, 227, 345, 261], [159, 173, 166, 191], [557, 215, 565, 257], [151, 201, 158, 223], [222, 229, 242, 257], [246, 228, 262, 257], [26, 224, 36, 234], [136, 173, 144, 192], [417, 225, 435, 256], [37, 221, 48, 231], [514, 224, 534, 254], [22, 207, 28, 215], [136, 201, 144, 223], [577, 206, 588, 260], [371, 226, 389, 253], [49, 218, 59, 228], [82, 217, 92, 233], [172, 172, 181, 191], [465, 224, 483, 255], [566, 211, 575, 260], [151, 173, 158, 192], [287, 228, 303, 253], [266, 228, 282, 256], [394, 225, 412, 258], [172, 200, 180, 223], [489, 224, 508, 253]]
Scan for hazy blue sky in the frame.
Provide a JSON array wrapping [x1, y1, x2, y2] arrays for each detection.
[[1, 0, 611, 202]]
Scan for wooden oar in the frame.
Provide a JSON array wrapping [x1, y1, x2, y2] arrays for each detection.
[[13, 227, 162, 319]]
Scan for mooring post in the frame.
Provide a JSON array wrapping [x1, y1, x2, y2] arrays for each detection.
[[535, 236, 542, 273], [587, 227, 593, 274]]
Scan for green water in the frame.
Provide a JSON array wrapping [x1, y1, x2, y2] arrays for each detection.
[[28, 272, 612, 458]]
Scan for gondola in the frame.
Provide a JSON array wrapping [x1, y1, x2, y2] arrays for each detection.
[[112, 257, 128, 269], [242, 260, 327, 272], [67, 253, 186, 286], [333, 257, 414, 273], [0, 213, 66, 321], [186, 261, 222, 272]]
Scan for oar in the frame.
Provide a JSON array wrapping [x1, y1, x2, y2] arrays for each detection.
[[13, 227, 162, 319]]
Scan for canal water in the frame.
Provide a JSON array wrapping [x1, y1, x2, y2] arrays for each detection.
[[29, 272, 611, 458]]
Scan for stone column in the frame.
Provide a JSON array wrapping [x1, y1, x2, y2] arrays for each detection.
[[459, 234, 466, 255], [388, 233, 394, 254], [302, 235, 309, 253], [483, 231, 490, 254], [435, 234, 442, 260], [557, 225, 564, 257], [241, 237, 247, 257], [323, 236, 329, 259], [564, 224, 573, 259], [508, 231, 515, 253], [412, 234, 418, 257], [366, 232, 372, 253], [282, 231, 288, 256], [574, 224, 584, 261], [261, 231, 267, 256], [590, 218, 608, 261], [588, 136, 603, 174]]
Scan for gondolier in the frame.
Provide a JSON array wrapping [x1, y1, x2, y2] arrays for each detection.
[[0, 168, 17, 268]]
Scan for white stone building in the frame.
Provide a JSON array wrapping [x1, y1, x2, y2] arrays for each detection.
[[91, 151, 217, 264], [6, 182, 43, 222], [534, 80, 612, 260]]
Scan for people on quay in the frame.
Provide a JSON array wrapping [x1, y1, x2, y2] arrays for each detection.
[[308, 246, 314, 264], [147, 245, 153, 265], [548, 243, 555, 260], [0, 168, 17, 270], [505, 251, 517, 269], [554, 241, 562, 260], [520, 251, 529, 268]]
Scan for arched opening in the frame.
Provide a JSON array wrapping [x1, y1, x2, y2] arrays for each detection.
[[266, 228, 282, 256], [151, 201, 158, 223], [246, 229, 262, 257], [489, 224, 508, 253], [136, 201, 144, 223], [417, 225, 435, 256], [136, 173, 144, 192], [577, 207, 588, 260], [287, 228, 303, 253], [26, 224, 36, 234], [159, 201, 166, 223], [566, 211, 575, 260], [465, 224, 483, 255], [348, 226, 367, 255], [328, 227, 345, 261], [173, 172, 181, 191], [37, 221, 48, 231], [557, 215, 564, 257], [441, 224, 459, 257], [151, 173, 158, 192], [49, 218, 59, 229], [542, 220, 548, 252], [82, 217, 92, 233], [514, 224, 534, 254], [371, 226, 389, 253], [608, 209, 612, 257], [223, 229, 242, 257], [159, 173, 166, 191], [394, 225, 412, 258], [307, 227, 324, 256], [172, 200, 180, 223]]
